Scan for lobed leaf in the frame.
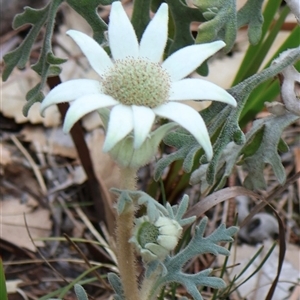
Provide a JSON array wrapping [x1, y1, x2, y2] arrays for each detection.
[[156, 47, 300, 189], [194, 0, 237, 53], [237, 0, 264, 45], [66, 0, 112, 44], [149, 217, 238, 299]]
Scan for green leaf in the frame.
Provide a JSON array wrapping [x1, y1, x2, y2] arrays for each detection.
[[232, 0, 283, 85], [2, 0, 66, 116], [149, 217, 238, 300], [194, 0, 237, 53], [156, 47, 300, 189], [191, 112, 299, 192], [241, 125, 264, 158], [239, 25, 300, 125], [237, 0, 264, 45], [154, 129, 202, 181], [2, 5, 50, 81], [22, 82, 45, 116], [66, 0, 112, 44], [46, 52, 68, 65], [243, 113, 299, 190], [3, 0, 111, 117], [165, 0, 209, 75], [0, 258, 8, 300], [74, 284, 89, 300], [166, 0, 205, 54], [277, 138, 289, 153], [205, 47, 300, 184], [107, 273, 125, 300]]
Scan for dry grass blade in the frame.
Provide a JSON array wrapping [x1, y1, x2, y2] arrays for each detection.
[[10, 135, 47, 195], [264, 205, 286, 300], [23, 213, 69, 285], [184, 186, 263, 219], [241, 171, 300, 228], [63, 233, 112, 291], [75, 206, 118, 266], [184, 174, 299, 300]]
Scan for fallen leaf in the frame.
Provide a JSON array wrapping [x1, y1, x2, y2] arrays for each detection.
[[20, 125, 78, 159], [1, 196, 51, 251]]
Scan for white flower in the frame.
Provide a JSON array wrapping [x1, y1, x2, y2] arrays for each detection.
[[130, 216, 183, 261], [40, 2, 236, 160]]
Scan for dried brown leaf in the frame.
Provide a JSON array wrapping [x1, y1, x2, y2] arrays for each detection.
[[1, 196, 51, 251]]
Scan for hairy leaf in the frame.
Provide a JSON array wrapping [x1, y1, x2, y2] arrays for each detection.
[[191, 112, 299, 192], [107, 273, 125, 300], [74, 284, 89, 300], [2, 0, 112, 116], [194, 0, 237, 53], [149, 217, 238, 299], [156, 47, 300, 188], [154, 129, 201, 181], [66, 0, 112, 44], [242, 113, 299, 189], [237, 0, 264, 45]]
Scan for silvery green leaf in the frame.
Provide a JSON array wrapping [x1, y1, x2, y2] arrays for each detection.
[[74, 284, 88, 300]]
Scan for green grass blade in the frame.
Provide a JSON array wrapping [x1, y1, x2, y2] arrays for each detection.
[[243, 6, 290, 76], [263, 25, 300, 68], [39, 265, 101, 300], [234, 245, 265, 281], [211, 241, 235, 300], [0, 257, 8, 300], [39, 276, 98, 300], [229, 242, 277, 295], [232, 0, 282, 85], [239, 25, 300, 126], [58, 266, 101, 298]]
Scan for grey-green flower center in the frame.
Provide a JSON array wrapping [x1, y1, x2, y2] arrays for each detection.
[[137, 221, 159, 248], [102, 58, 170, 108]]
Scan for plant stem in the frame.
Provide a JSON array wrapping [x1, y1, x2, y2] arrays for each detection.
[[140, 269, 161, 300], [116, 167, 139, 300]]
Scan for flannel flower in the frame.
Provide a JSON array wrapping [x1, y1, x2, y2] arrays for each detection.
[[130, 216, 183, 262], [40, 2, 236, 160]]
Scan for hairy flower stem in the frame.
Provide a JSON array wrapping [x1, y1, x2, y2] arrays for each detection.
[[140, 269, 161, 300], [116, 167, 139, 300]]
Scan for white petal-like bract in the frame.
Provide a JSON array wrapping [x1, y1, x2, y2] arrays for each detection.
[[139, 3, 168, 62], [63, 94, 118, 132], [170, 79, 236, 106], [162, 41, 225, 82], [103, 104, 134, 152], [40, 79, 102, 115], [108, 1, 139, 60], [67, 30, 113, 77], [154, 102, 213, 160], [132, 105, 156, 148]]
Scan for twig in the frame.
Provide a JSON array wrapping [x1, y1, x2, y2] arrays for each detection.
[[10, 135, 47, 195]]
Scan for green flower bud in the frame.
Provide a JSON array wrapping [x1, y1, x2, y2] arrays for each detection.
[[130, 216, 183, 262]]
